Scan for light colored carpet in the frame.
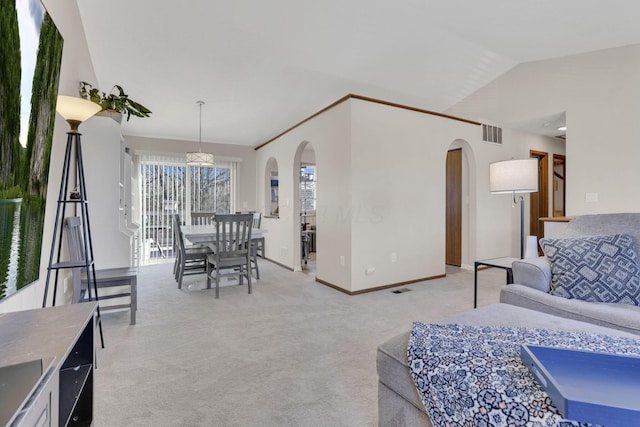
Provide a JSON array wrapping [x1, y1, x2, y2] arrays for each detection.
[[93, 260, 506, 426]]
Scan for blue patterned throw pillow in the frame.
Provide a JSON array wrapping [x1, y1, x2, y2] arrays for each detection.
[[540, 234, 640, 305]]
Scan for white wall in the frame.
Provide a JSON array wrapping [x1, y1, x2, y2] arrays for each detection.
[[256, 101, 352, 289], [448, 44, 640, 216], [350, 100, 564, 291], [124, 135, 257, 213], [257, 97, 565, 293], [81, 116, 132, 269], [349, 101, 477, 291]]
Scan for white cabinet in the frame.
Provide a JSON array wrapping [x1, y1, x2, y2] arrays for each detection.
[[81, 115, 137, 268], [119, 137, 140, 266]]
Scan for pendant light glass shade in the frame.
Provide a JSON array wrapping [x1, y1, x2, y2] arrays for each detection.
[[186, 100, 214, 166], [186, 151, 214, 165]]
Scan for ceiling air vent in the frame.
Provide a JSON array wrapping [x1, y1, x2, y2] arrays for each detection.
[[482, 124, 502, 145]]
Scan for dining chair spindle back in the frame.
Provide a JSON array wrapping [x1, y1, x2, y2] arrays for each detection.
[[174, 214, 212, 288], [191, 212, 215, 225], [206, 213, 253, 298]]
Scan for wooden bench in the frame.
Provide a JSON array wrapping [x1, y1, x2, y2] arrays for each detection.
[[66, 216, 138, 325], [80, 267, 138, 325]]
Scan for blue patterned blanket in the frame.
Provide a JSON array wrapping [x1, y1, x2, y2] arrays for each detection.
[[407, 323, 640, 427]]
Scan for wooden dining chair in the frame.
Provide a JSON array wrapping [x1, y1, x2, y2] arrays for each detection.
[[251, 212, 264, 256], [236, 211, 264, 268], [65, 216, 138, 325], [174, 214, 213, 289], [206, 213, 253, 298], [191, 212, 215, 225]]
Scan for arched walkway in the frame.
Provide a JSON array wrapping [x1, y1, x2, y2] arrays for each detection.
[[445, 139, 477, 268], [293, 141, 316, 274]]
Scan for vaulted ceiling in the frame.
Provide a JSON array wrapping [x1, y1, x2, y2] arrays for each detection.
[[77, 0, 640, 146]]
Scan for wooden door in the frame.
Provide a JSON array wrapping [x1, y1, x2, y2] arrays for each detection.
[[553, 154, 566, 217], [529, 150, 549, 242], [446, 149, 462, 266]]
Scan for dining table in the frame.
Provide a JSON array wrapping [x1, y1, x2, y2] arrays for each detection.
[[181, 224, 267, 248]]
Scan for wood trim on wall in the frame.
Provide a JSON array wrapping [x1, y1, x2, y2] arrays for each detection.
[[529, 150, 549, 242], [349, 94, 482, 126], [263, 257, 295, 272], [552, 153, 566, 217], [255, 94, 481, 150], [315, 274, 447, 295]]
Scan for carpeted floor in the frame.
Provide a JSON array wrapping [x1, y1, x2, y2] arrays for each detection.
[[93, 260, 506, 426]]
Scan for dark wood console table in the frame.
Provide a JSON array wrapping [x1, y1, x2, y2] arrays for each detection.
[[0, 302, 97, 426]]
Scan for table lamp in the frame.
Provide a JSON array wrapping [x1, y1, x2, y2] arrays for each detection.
[[490, 158, 538, 258]]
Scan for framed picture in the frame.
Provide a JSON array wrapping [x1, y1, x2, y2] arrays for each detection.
[[0, 0, 63, 301]]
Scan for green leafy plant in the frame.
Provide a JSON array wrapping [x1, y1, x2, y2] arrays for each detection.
[[79, 81, 152, 121]]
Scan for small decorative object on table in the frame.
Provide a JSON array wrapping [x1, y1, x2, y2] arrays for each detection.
[[69, 187, 80, 200]]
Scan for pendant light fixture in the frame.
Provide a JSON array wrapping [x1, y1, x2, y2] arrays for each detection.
[[186, 100, 214, 166]]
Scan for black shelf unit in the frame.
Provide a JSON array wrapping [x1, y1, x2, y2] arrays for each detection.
[[43, 126, 104, 348], [59, 318, 94, 427]]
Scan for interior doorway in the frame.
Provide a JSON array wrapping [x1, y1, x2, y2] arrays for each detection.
[[446, 149, 462, 266], [294, 142, 316, 275], [553, 154, 566, 217], [529, 150, 549, 244]]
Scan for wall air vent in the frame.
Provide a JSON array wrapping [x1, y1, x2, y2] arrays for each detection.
[[482, 124, 502, 145]]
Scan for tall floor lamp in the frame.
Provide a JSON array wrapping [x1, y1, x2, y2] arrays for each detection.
[[43, 95, 104, 347], [490, 159, 538, 259]]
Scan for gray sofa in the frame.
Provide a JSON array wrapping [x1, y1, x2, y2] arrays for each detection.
[[377, 213, 640, 426], [377, 304, 639, 426], [501, 212, 640, 335]]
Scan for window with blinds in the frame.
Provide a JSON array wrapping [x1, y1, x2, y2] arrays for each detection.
[[139, 154, 236, 264], [300, 164, 316, 211]]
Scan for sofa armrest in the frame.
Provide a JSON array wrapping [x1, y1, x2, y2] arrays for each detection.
[[500, 285, 640, 335], [511, 257, 551, 292]]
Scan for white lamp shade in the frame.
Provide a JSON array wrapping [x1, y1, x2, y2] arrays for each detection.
[[490, 159, 538, 194], [186, 151, 214, 166], [56, 96, 101, 122]]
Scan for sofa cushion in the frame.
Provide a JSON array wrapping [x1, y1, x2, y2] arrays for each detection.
[[500, 284, 640, 334], [563, 213, 640, 255], [540, 233, 640, 306]]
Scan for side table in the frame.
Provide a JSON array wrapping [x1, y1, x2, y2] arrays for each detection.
[[473, 256, 518, 308]]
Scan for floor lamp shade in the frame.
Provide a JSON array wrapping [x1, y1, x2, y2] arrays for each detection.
[[490, 158, 538, 259], [56, 95, 101, 129], [490, 159, 538, 194]]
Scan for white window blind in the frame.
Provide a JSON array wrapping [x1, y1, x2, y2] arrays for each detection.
[[300, 164, 316, 211], [139, 153, 237, 264]]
